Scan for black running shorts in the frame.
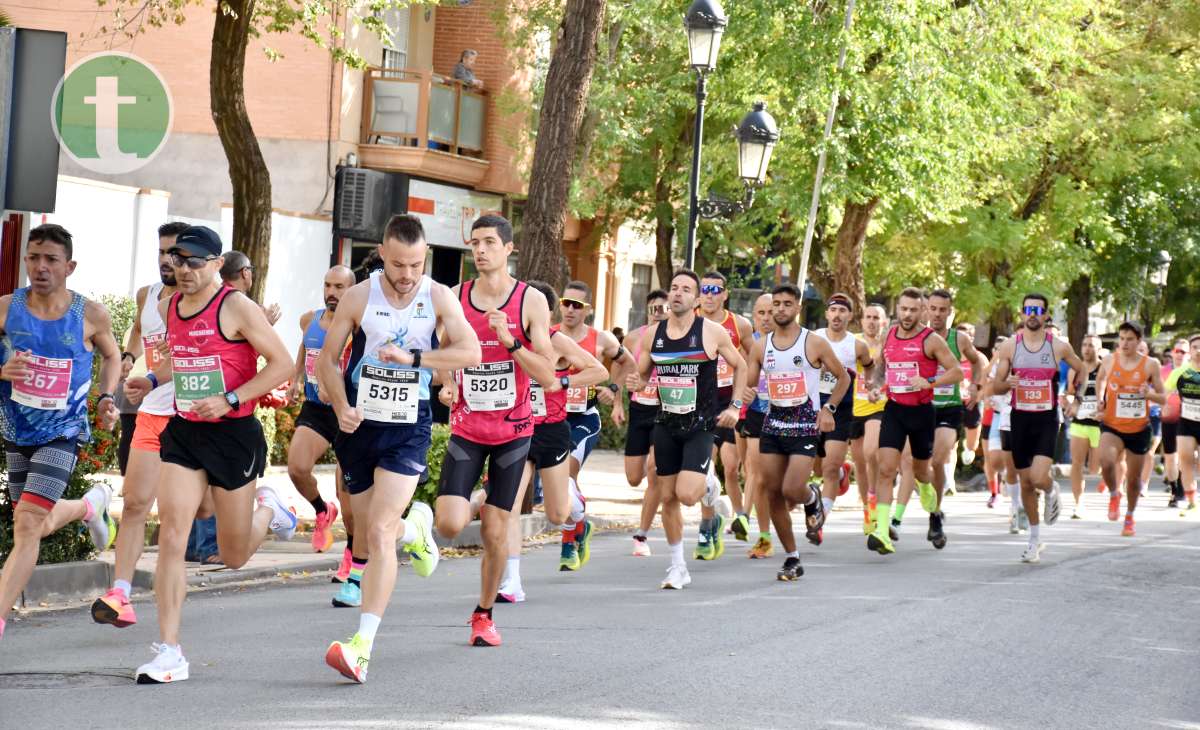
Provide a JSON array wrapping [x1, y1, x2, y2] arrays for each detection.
[[653, 424, 715, 476], [296, 400, 339, 444], [760, 432, 820, 458], [1100, 424, 1152, 456], [934, 405, 963, 431], [1178, 418, 1200, 442], [625, 402, 657, 457], [438, 434, 531, 511], [160, 415, 267, 490], [1162, 419, 1178, 455], [1008, 410, 1059, 470], [849, 412, 882, 441], [739, 409, 766, 439], [962, 402, 982, 429], [878, 401, 935, 461], [528, 419, 572, 470]]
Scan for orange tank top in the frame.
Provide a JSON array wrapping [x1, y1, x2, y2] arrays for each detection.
[[1103, 354, 1150, 433]]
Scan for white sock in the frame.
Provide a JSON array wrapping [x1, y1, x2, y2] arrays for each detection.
[[1029, 524, 1041, 544], [398, 517, 418, 548], [786, 550, 799, 559], [822, 497, 834, 514], [358, 612, 382, 644], [669, 541, 685, 567], [944, 461, 955, 488], [113, 579, 132, 597], [568, 478, 585, 524], [503, 557, 521, 587]]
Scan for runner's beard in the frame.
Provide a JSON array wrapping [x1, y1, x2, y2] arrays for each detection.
[[1025, 317, 1043, 331], [325, 297, 339, 311], [160, 270, 177, 286]]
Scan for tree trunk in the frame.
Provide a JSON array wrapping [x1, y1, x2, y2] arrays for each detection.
[[211, 0, 272, 304], [653, 190, 675, 289], [1066, 273, 1091, 349], [516, 0, 606, 290], [832, 197, 879, 323]]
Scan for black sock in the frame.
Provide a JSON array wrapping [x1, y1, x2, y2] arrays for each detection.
[[474, 605, 492, 619], [346, 534, 354, 552], [309, 495, 328, 515]]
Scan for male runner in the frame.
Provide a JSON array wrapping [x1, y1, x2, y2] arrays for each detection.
[[742, 293, 775, 558], [814, 294, 873, 536], [1095, 322, 1166, 538], [956, 322, 984, 466], [850, 303, 888, 536], [625, 269, 745, 589], [926, 290, 988, 513], [983, 345, 1022, 531], [553, 280, 634, 570], [0, 224, 121, 641], [92, 221, 187, 628], [320, 215, 478, 680], [867, 287, 962, 555], [1165, 335, 1200, 515], [742, 284, 848, 579], [695, 271, 753, 559], [285, 266, 360, 606], [1065, 334, 1103, 519], [623, 289, 669, 556], [435, 214, 558, 645], [991, 294, 1085, 563], [134, 226, 297, 683], [1162, 339, 1188, 507]]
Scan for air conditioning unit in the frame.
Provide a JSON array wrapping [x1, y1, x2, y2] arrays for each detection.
[[334, 166, 394, 241]]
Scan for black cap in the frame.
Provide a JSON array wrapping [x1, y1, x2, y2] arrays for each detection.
[[171, 226, 222, 258]]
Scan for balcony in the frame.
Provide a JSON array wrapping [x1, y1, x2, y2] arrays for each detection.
[[358, 67, 491, 188]]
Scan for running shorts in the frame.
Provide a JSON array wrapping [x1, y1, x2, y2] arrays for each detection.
[[625, 402, 658, 457], [529, 420, 572, 470], [1068, 423, 1100, 449], [131, 411, 170, 452], [1009, 410, 1059, 470], [962, 402, 982, 429], [652, 424, 715, 476], [567, 408, 602, 467], [1100, 424, 1152, 456], [760, 432, 820, 458], [296, 400, 340, 445], [4, 438, 78, 510], [159, 415, 267, 490], [1178, 419, 1200, 441], [849, 412, 882, 441], [334, 406, 433, 495], [1162, 419, 1177, 455], [934, 405, 963, 431], [739, 409, 766, 439], [878, 401, 935, 461], [438, 434, 531, 511]]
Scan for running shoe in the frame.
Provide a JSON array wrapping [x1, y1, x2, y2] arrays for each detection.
[[311, 501, 339, 553], [838, 462, 852, 496], [1182, 502, 1197, 517], [405, 502, 439, 578], [82, 484, 117, 551], [559, 539, 580, 571], [917, 481, 938, 514], [632, 535, 652, 557], [862, 516, 872, 536], [890, 519, 902, 541], [325, 634, 370, 683], [961, 448, 975, 466], [660, 564, 691, 590], [777, 556, 804, 581], [1168, 495, 1180, 509], [748, 537, 774, 559], [1009, 513, 1020, 534], [987, 493, 998, 509], [576, 520, 594, 567], [469, 611, 501, 646], [332, 581, 361, 608], [693, 536, 716, 561], [867, 532, 895, 555], [1071, 505, 1083, 520], [1020, 542, 1045, 564], [1121, 516, 1135, 537], [1017, 508, 1029, 532], [333, 547, 352, 583], [702, 468, 720, 508], [710, 515, 726, 559], [927, 512, 947, 550], [1107, 493, 1121, 522], [1044, 482, 1062, 526], [136, 642, 189, 684], [804, 497, 826, 546], [1097, 481, 1107, 493], [730, 513, 750, 542], [92, 588, 136, 627], [256, 487, 298, 541], [496, 586, 526, 604]]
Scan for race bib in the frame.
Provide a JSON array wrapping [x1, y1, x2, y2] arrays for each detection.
[[462, 361, 517, 411], [1014, 378, 1053, 412], [357, 364, 419, 423], [1075, 395, 1098, 420], [1115, 393, 1146, 420], [767, 371, 808, 407], [887, 361, 919, 394], [172, 355, 226, 413], [565, 384, 588, 413], [1182, 398, 1200, 422], [932, 366, 955, 397], [12, 354, 73, 410], [716, 356, 734, 388], [304, 348, 321, 379], [658, 375, 697, 414], [632, 382, 659, 406], [143, 332, 167, 371], [818, 369, 837, 395]]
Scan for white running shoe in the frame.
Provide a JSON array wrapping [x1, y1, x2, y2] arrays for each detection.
[[135, 642, 189, 684], [661, 563, 691, 590], [632, 537, 652, 557], [256, 487, 298, 541], [1044, 482, 1062, 525], [1020, 542, 1045, 564], [1009, 513, 1020, 535], [82, 484, 116, 551], [1017, 509, 1029, 532], [1071, 504, 1083, 520], [702, 466, 720, 508], [960, 449, 975, 466]]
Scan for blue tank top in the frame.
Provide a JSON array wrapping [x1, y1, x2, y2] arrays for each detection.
[[302, 309, 328, 404], [1, 289, 94, 446], [749, 331, 769, 414]]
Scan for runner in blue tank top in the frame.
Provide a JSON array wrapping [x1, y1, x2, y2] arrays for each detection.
[[0, 224, 123, 641]]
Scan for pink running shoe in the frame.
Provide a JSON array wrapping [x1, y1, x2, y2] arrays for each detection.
[[333, 547, 352, 584], [312, 502, 340, 553], [91, 588, 137, 627]]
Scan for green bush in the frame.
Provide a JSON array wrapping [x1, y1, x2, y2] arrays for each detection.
[[596, 399, 627, 451], [414, 424, 451, 507]]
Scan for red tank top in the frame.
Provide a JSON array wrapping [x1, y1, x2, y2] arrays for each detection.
[[883, 325, 937, 406], [533, 340, 570, 426], [451, 279, 534, 444], [715, 311, 741, 398], [168, 287, 259, 421], [551, 324, 598, 412]]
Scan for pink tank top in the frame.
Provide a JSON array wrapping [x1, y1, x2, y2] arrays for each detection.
[[168, 287, 259, 421], [883, 325, 937, 406], [451, 280, 534, 444]]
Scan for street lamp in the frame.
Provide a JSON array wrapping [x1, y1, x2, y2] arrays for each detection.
[[1150, 249, 1172, 287], [682, 0, 777, 269]]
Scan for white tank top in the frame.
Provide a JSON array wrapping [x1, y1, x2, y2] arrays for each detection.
[[815, 327, 857, 396], [988, 361, 1012, 430], [138, 281, 176, 416], [762, 329, 823, 435]]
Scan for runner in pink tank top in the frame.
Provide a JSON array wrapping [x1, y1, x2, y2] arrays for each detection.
[[167, 287, 259, 421]]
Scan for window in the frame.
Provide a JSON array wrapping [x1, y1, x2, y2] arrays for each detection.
[[381, 5, 409, 69], [627, 264, 653, 329]]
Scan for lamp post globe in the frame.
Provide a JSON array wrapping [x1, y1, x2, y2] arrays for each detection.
[[684, 0, 727, 73], [736, 101, 779, 186]]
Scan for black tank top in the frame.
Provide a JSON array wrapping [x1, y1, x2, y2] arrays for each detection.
[[649, 316, 719, 427]]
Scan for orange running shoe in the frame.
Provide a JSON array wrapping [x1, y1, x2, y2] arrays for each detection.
[[91, 588, 137, 627], [312, 502, 340, 553], [748, 536, 774, 559], [1107, 493, 1121, 522], [838, 462, 852, 496], [1121, 515, 1135, 537], [470, 611, 501, 647]]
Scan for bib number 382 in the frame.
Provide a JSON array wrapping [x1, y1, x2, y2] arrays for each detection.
[[172, 355, 226, 413], [462, 361, 517, 411], [357, 364, 419, 423]]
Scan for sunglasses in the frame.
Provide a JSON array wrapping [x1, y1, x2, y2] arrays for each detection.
[[560, 298, 588, 310], [1022, 305, 1046, 316], [1174, 349, 1188, 355], [700, 284, 725, 295], [170, 253, 218, 269]]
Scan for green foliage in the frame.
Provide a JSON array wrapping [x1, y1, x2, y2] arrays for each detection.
[[413, 424, 451, 508], [98, 294, 136, 350], [597, 399, 626, 452]]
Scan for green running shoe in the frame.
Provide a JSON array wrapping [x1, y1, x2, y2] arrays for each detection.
[[711, 515, 726, 559], [730, 513, 750, 542], [405, 502, 440, 578], [559, 539, 580, 571], [576, 520, 594, 568], [325, 633, 370, 683], [918, 481, 939, 514], [693, 536, 716, 561], [867, 531, 895, 555]]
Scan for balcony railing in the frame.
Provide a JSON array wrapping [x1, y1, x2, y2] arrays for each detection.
[[360, 67, 487, 158]]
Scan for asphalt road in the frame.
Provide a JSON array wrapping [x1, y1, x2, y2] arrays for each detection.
[[2, 488, 1199, 730]]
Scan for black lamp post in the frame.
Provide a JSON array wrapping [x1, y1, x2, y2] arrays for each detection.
[[682, 0, 778, 270]]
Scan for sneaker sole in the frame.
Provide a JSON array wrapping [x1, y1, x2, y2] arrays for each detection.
[[866, 535, 894, 555], [136, 666, 189, 684], [331, 599, 361, 608], [471, 635, 501, 647], [91, 599, 135, 628], [324, 643, 365, 683]]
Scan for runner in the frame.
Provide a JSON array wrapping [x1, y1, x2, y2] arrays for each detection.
[[434, 214, 558, 644], [1165, 335, 1200, 515], [694, 271, 754, 559], [814, 293, 873, 539], [991, 294, 1085, 563], [0, 224, 121, 642], [850, 303, 888, 536], [1095, 322, 1166, 538], [1065, 334, 1103, 519], [957, 323, 984, 466], [1136, 340, 1165, 497], [91, 221, 187, 628], [983, 341, 1023, 531], [742, 293, 775, 558], [134, 225, 296, 683], [496, 280, 607, 601], [622, 289, 669, 556], [625, 269, 746, 589], [552, 280, 634, 571], [867, 287, 963, 555], [925, 290, 988, 517], [1162, 339, 1187, 507], [284, 265, 361, 607], [741, 284, 849, 580], [320, 215, 480, 680]]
